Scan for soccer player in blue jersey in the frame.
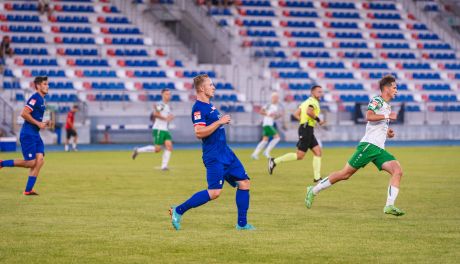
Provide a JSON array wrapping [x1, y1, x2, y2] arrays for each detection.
[[0, 76, 50, 195], [169, 74, 255, 231]]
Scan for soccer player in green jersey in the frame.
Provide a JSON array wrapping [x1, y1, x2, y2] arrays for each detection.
[[268, 85, 325, 182], [305, 75, 405, 216], [251, 92, 282, 159]]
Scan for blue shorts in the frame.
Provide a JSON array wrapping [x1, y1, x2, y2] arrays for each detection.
[[20, 134, 45, 161], [204, 153, 249, 190]]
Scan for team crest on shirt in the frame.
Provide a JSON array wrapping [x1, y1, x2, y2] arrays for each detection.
[[211, 106, 216, 110], [194, 111, 201, 120], [29, 99, 36, 106]]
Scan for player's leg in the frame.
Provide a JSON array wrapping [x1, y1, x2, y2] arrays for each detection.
[[251, 136, 268, 160], [310, 135, 322, 182], [268, 126, 308, 174], [64, 129, 71, 152], [132, 130, 158, 159], [72, 130, 78, 151], [1, 135, 37, 169], [24, 153, 45, 195], [376, 152, 405, 216], [225, 154, 254, 230], [161, 138, 173, 170], [263, 128, 280, 158], [170, 160, 222, 230]]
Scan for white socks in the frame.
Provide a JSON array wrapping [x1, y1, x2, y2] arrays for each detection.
[[64, 144, 69, 152], [264, 138, 280, 157], [252, 140, 268, 158], [313, 177, 332, 195], [386, 185, 399, 206], [72, 142, 77, 150], [162, 150, 171, 169], [137, 145, 155, 152]]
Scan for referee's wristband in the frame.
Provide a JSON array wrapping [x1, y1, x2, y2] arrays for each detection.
[[314, 117, 321, 122]]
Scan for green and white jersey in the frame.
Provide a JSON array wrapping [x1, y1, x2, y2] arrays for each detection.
[[360, 96, 391, 149], [262, 103, 280, 127], [153, 102, 171, 131]]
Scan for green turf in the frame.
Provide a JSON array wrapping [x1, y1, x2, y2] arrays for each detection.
[[1, 146, 459, 263]]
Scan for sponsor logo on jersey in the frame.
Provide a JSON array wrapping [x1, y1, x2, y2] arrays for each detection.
[[211, 106, 216, 110], [29, 99, 36, 106], [194, 111, 201, 120]]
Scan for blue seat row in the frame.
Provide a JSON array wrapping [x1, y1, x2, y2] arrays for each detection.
[[107, 28, 141, 34], [125, 60, 158, 67], [245, 10, 275, 17], [61, 5, 94, 13], [335, 84, 363, 90], [246, 30, 276, 37], [413, 73, 441, 80], [75, 59, 109, 66], [334, 32, 362, 39], [220, 105, 245, 112], [369, 72, 397, 79], [65, 48, 98, 56], [434, 105, 460, 112], [16, 94, 25, 101], [143, 82, 175, 90], [398, 84, 409, 90], [14, 48, 48, 55], [444, 63, 460, 70], [417, 33, 439, 40], [183, 71, 216, 78], [340, 94, 369, 102], [423, 84, 451, 90], [12, 36, 45, 43], [282, 1, 313, 8], [373, 13, 401, 20], [251, 40, 280, 47], [429, 95, 457, 102], [429, 53, 456, 60], [295, 41, 324, 48], [360, 62, 388, 69], [3, 81, 20, 89], [287, 11, 318, 18], [376, 33, 404, 39], [32, 70, 65, 77], [293, 94, 309, 101], [284, 21, 315, 28], [422, 43, 451, 49], [300, 51, 330, 58], [392, 94, 414, 102], [278, 71, 309, 79], [316, 62, 344, 69], [291, 31, 320, 38], [59, 26, 92, 34], [134, 71, 167, 78], [413, 24, 428, 30], [215, 83, 234, 90], [240, 1, 271, 7], [240, 19, 271, 27], [371, 23, 399, 30], [95, 94, 130, 101], [406, 105, 421, 112], [10, 3, 38, 11], [24, 59, 58, 66], [46, 94, 79, 102], [402, 63, 431, 70], [269, 61, 300, 68], [92, 83, 125, 90], [214, 94, 238, 102], [343, 52, 373, 59], [112, 38, 144, 45], [387, 52, 415, 59], [209, 8, 232, 16], [330, 22, 358, 29], [368, 3, 396, 10], [327, 2, 355, 9], [5, 15, 39, 22], [114, 49, 148, 56], [55, 16, 89, 23], [288, 83, 311, 90], [61, 37, 95, 44], [382, 43, 409, 49], [8, 25, 42, 32], [49, 82, 74, 89], [330, 12, 360, 19], [339, 42, 367, 49], [84, 70, 117, 78], [254, 50, 286, 58], [105, 17, 129, 24], [325, 72, 354, 79]]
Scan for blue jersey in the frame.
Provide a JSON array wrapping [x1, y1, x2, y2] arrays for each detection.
[[21, 92, 46, 135], [191, 100, 233, 164]]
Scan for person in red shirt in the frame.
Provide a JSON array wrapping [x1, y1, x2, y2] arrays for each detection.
[[65, 105, 79, 152]]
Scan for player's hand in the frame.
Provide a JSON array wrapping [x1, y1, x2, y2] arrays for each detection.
[[387, 128, 395, 138], [389, 112, 397, 121], [218, 115, 231, 125], [37, 122, 47, 129], [167, 114, 175, 122], [319, 120, 326, 126]]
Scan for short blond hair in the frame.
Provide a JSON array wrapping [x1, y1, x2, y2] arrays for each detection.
[[193, 74, 209, 91]]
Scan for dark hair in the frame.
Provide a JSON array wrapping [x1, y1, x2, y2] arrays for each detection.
[[379, 75, 396, 91], [311, 85, 322, 92], [72, 105, 79, 109], [193, 74, 209, 91], [161, 88, 170, 94], [33, 76, 48, 85]]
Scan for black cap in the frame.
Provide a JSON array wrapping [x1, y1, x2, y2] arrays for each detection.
[[33, 76, 48, 84]]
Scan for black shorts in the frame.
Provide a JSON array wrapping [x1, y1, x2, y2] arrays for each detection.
[[66, 128, 77, 139], [296, 124, 319, 152]]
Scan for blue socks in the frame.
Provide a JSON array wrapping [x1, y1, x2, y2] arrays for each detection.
[[175, 190, 211, 215], [1, 160, 14, 167], [236, 189, 250, 227], [25, 176, 37, 192]]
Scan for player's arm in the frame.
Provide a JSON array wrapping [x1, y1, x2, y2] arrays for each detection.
[[21, 107, 47, 129], [387, 128, 395, 138], [366, 110, 397, 122], [306, 105, 325, 125], [194, 115, 231, 139], [293, 108, 301, 121], [153, 108, 174, 122]]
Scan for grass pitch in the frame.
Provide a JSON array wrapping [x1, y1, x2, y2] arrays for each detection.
[[1, 146, 459, 263]]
